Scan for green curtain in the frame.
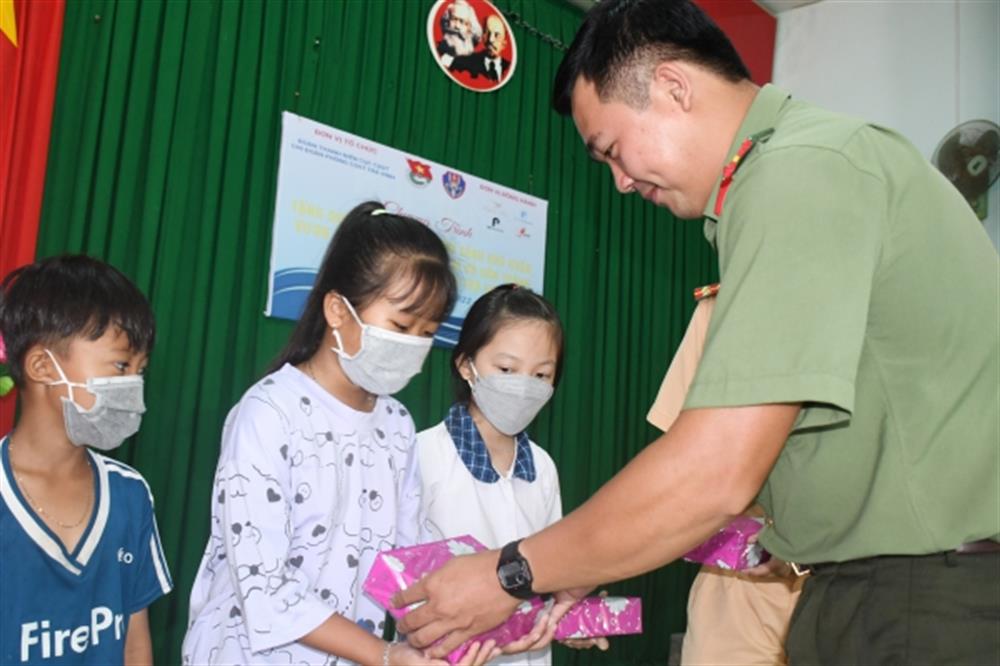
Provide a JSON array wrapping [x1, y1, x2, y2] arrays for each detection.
[[36, 1, 716, 664]]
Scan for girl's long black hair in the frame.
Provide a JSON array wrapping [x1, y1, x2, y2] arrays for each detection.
[[270, 201, 457, 372]]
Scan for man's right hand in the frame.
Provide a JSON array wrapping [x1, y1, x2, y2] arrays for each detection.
[[394, 549, 521, 657]]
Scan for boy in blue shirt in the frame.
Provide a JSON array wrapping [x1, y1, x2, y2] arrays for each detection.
[[0, 255, 172, 665]]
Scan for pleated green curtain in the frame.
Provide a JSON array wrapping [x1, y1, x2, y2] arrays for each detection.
[[36, 1, 716, 664]]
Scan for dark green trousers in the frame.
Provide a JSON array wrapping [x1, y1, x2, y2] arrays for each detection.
[[786, 551, 1000, 665]]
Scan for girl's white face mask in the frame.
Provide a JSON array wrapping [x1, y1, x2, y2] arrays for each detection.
[[331, 296, 433, 396], [45, 349, 145, 451], [467, 361, 554, 436]]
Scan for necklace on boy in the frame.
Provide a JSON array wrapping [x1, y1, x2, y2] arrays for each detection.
[[8, 440, 94, 530]]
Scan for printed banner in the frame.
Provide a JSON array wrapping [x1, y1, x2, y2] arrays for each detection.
[[266, 111, 547, 346]]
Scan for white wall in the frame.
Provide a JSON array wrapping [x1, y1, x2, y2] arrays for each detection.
[[772, 0, 1000, 251]]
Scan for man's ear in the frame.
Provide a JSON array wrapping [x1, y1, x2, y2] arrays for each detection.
[[323, 292, 347, 330], [22, 345, 60, 385], [651, 61, 693, 112]]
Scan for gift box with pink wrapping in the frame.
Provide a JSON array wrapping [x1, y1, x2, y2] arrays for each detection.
[[362, 536, 642, 663], [682, 516, 769, 570], [552, 595, 642, 641]]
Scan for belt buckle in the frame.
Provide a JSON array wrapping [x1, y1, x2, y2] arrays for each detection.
[[789, 561, 812, 577]]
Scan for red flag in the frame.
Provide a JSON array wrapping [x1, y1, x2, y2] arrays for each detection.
[[0, 0, 66, 432]]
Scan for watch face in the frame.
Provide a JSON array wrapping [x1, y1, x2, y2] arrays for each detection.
[[498, 561, 528, 588], [497, 541, 534, 599]]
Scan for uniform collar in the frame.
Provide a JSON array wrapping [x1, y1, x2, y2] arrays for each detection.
[[445, 402, 536, 483], [702, 84, 791, 244]]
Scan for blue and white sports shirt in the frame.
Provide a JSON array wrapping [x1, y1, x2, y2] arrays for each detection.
[[0, 435, 172, 665]]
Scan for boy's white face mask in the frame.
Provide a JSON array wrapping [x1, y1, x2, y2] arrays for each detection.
[[45, 350, 145, 451], [467, 361, 554, 436], [331, 297, 433, 396]]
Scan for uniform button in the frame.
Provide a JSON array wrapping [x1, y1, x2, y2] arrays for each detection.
[[765, 516, 775, 527]]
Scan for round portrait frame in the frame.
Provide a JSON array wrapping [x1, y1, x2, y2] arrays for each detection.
[[426, 0, 518, 93]]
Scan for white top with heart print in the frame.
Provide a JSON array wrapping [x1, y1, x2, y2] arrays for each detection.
[[183, 363, 420, 665]]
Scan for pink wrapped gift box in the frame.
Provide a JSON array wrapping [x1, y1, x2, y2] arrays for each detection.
[[553, 596, 642, 640], [363, 535, 485, 619], [682, 516, 769, 570], [363, 536, 642, 663]]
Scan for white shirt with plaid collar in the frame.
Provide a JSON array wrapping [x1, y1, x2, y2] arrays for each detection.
[[399, 403, 562, 665]]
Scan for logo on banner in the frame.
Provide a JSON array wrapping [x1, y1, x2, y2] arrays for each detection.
[[427, 0, 518, 94], [407, 159, 433, 186], [487, 216, 503, 232], [442, 171, 466, 199]]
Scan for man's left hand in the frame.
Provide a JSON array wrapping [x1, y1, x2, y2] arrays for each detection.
[[744, 556, 796, 578]]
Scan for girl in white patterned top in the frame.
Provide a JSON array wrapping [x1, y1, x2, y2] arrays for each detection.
[[183, 202, 496, 666]]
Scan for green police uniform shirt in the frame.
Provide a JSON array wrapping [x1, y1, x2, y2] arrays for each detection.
[[686, 85, 1000, 564]]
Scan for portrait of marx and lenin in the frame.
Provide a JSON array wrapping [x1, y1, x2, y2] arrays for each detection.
[[428, 0, 518, 93]]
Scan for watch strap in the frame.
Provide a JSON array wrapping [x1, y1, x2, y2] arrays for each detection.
[[496, 539, 535, 600]]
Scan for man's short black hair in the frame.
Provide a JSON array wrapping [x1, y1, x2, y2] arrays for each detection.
[[0, 255, 156, 385], [553, 0, 750, 115]]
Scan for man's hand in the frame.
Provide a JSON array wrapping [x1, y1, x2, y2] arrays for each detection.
[[743, 531, 795, 578], [393, 549, 520, 657], [744, 556, 795, 578]]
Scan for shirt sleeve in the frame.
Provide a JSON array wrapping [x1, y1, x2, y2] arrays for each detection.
[[536, 446, 563, 527], [217, 395, 334, 653], [647, 299, 715, 432], [547, 473, 563, 527], [126, 482, 173, 615], [685, 147, 885, 431], [395, 426, 422, 548]]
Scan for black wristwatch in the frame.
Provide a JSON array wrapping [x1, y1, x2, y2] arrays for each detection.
[[496, 539, 535, 600]]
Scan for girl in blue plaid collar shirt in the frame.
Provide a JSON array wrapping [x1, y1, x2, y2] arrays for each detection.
[[403, 284, 607, 665]]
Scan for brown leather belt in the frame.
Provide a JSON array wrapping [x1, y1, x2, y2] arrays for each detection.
[[792, 539, 1000, 576]]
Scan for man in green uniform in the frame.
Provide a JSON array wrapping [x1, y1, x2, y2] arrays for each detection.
[[395, 1, 1000, 662]]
